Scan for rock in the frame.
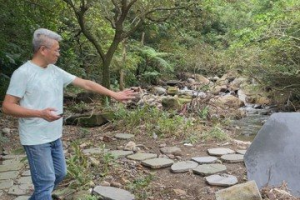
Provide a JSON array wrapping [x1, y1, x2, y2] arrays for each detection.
[[173, 188, 187, 196], [171, 161, 198, 173], [65, 113, 109, 127], [160, 147, 182, 156], [207, 148, 235, 156], [127, 153, 157, 161], [0, 171, 19, 180], [193, 164, 227, 176], [124, 141, 137, 151], [115, 133, 135, 140], [8, 185, 30, 196], [215, 95, 245, 109], [52, 188, 76, 200], [2, 128, 11, 136], [212, 85, 228, 95], [244, 113, 300, 197], [191, 156, 218, 164], [236, 150, 247, 155], [0, 162, 24, 172], [142, 158, 174, 169], [167, 86, 179, 95], [111, 181, 122, 188], [215, 181, 262, 200], [17, 176, 32, 184], [82, 147, 109, 156], [109, 150, 134, 159], [205, 174, 238, 186], [166, 80, 181, 86], [14, 196, 31, 200], [0, 179, 14, 189], [93, 186, 135, 200], [162, 97, 182, 110], [221, 154, 244, 163], [194, 74, 210, 84], [152, 86, 166, 95]]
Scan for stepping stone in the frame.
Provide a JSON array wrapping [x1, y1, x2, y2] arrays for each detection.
[[0, 171, 19, 180], [8, 185, 29, 196], [109, 150, 134, 158], [191, 156, 218, 164], [22, 170, 31, 176], [14, 196, 31, 200], [215, 180, 262, 200], [221, 154, 244, 163], [115, 133, 134, 140], [160, 147, 182, 156], [82, 147, 109, 155], [171, 161, 198, 173], [236, 150, 247, 155], [193, 164, 227, 176], [3, 155, 26, 160], [142, 158, 174, 169], [207, 148, 235, 156], [19, 183, 34, 190], [0, 162, 24, 172], [0, 179, 14, 189], [17, 176, 32, 184], [205, 174, 238, 186], [127, 153, 157, 161], [93, 186, 135, 200]]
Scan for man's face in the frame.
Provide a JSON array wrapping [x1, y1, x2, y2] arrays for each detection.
[[41, 39, 60, 65]]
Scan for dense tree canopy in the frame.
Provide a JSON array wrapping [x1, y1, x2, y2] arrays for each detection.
[[1, 0, 300, 105]]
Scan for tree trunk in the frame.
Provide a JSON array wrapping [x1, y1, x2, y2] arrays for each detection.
[[119, 41, 127, 91]]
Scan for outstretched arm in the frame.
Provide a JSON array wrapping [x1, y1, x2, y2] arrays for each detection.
[[72, 77, 136, 102]]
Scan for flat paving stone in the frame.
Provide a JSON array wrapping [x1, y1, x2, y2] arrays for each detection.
[[109, 150, 134, 158], [22, 170, 31, 176], [236, 150, 247, 155], [8, 185, 29, 195], [205, 174, 238, 186], [19, 183, 34, 191], [0, 179, 14, 189], [193, 164, 227, 176], [207, 148, 235, 156], [142, 158, 174, 169], [14, 196, 31, 200], [3, 155, 26, 160], [221, 154, 244, 163], [93, 186, 135, 200], [82, 148, 109, 155], [0, 171, 19, 180], [115, 133, 135, 140], [191, 156, 218, 164], [127, 153, 157, 161], [17, 176, 32, 184], [0, 162, 24, 172], [171, 161, 198, 173], [215, 180, 262, 200]]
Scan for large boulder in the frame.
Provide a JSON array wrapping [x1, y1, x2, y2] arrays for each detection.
[[244, 113, 300, 197]]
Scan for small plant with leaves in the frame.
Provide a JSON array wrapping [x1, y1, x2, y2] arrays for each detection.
[[66, 141, 92, 189], [201, 124, 229, 141]]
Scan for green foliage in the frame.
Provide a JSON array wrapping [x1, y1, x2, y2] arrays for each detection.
[[66, 142, 92, 189], [127, 174, 154, 200], [201, 125, 229, 141], [112, 104, 194, 138]]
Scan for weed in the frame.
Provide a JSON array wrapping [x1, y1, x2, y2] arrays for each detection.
[[66, 141, 91, 189], [100, 145, 116, 177], [127, 174, 154, 199], [78, 194, 98, 200], [198, 106, 209, 120], [201, 125, 229, 141]]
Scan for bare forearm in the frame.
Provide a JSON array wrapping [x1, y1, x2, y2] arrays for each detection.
[[2, 102, 42, 118], [74, 79, 117, 98]]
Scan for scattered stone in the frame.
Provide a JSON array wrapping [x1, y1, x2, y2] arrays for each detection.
[[111, 181, 122, 188], [19, 183, 34, 191], [109, 150, 134, 158], [115, 133, 135, 140], [159, 143, 166, 148], [127, 153, 157, 161], [0, 179, 14, 189], [193, 164, 227, 176], [207, 148, 235, 156], [142, 158, 174, 169], [124, 141, 137, 151], [173, 188, 187, 196], [93, 186, 135, 200], [236, 150, 247, 155], [191, 156, 218, 164], [215, 180, 262, 200], [205, 174, 238, 186], [171, 161, 198, 173], [160, 147, 182, 156], [2, 128, 11, 136], [100, 181, 110, 187], [221, 154, 244, 163], [0, 171, 19, 180]]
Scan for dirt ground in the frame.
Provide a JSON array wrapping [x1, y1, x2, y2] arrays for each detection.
[[0, 113, 298, 200]]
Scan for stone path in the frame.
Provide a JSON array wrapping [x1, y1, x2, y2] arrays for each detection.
[[0, 133, 251, 200]]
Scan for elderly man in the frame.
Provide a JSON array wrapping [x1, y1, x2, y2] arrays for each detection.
[[2, 28, 135, 199]]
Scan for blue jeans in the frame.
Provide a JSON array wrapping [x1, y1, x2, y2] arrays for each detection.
[[24, 138, 67, 200]]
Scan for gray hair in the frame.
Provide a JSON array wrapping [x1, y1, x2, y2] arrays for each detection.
[[32, 28, 62, 52]]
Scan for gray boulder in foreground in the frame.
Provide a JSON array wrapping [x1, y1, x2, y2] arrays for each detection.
[[244, 113, 300, 197]]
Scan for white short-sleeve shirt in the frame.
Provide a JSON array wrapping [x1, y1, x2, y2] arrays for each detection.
[[6, 61, 76, 145]]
